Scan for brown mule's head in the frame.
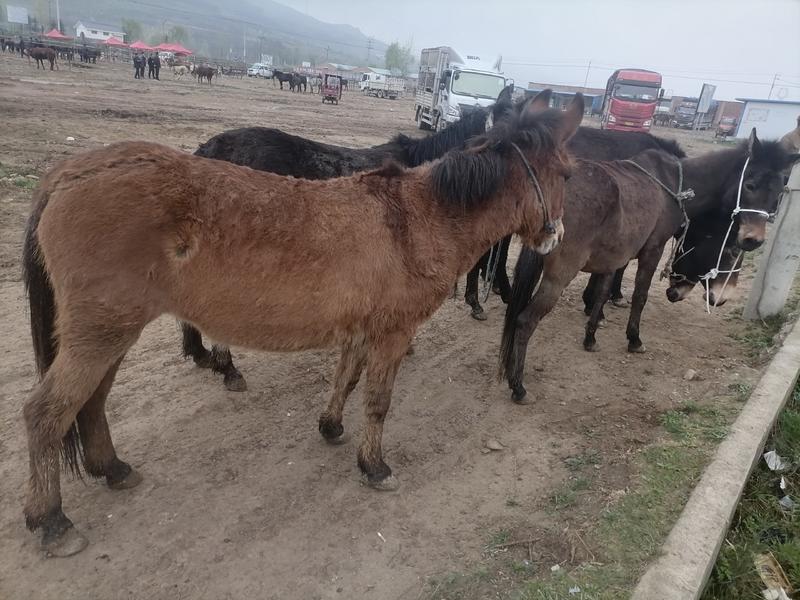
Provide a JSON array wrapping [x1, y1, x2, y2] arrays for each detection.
[[734, 129, 798, 251], [504, 89, 583, 253]]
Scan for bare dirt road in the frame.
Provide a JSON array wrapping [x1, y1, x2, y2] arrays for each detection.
[[0, 55, 758, 600]]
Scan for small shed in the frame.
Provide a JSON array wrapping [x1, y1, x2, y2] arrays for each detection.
[[734, 98, 800, 140]]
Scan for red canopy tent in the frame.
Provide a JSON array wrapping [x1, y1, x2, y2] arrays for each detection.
[[44, 28, 72, 40], [129, 40, 154, 51], [168, 43, 193, 56], [104, 37, 128, 47]]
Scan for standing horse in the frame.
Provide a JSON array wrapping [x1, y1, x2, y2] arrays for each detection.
[[272, 69, 294, 90], [464, 122, 687, 319], [26, 47, 58, 70], [21, 93, 583, 556], [500, 131, 796, 404], [196, 65, 215, 84], [187, 86, 518, 391]]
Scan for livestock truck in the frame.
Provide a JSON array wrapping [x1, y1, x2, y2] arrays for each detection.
[[600, 68, 662, 132], [414, 46, 508, 131], [359, 71, 405, 99]]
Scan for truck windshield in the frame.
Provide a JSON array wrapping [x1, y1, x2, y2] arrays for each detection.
[[451, 71, 506, 100], [613, 84, 658, 102]]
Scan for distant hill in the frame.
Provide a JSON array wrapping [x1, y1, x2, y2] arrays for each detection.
[[1, 0, 388, 66]]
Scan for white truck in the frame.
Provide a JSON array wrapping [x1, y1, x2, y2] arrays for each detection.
[[415, 47, 508, 131], [359, 71, 405, 99]]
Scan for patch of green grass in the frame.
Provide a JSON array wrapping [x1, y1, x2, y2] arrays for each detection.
[[728, 382, 753, 403], [661, 402, 732, 443], [734, 313, 790, 358], [549, 475, 592, 510], [565, 449, 601, 471], [12, 176, 37, 190], [702, 386, 800, 599]]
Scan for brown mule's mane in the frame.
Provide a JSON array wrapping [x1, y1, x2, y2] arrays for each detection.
[[431, 108, 563, 208]]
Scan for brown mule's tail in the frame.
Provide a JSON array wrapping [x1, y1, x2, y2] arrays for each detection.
[[22, 189, 84, 476], [23, 193, 57, 376], [498, 245, 544, 381]]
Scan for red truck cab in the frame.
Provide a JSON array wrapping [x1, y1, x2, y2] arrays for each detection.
[[601, 69, 662, 132]]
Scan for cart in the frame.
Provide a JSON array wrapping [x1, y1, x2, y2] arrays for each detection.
[[321, 74, 342, 105]]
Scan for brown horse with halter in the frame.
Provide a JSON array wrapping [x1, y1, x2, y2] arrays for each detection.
[[21, 92, 583, 556], [500, 130, 796, 404]]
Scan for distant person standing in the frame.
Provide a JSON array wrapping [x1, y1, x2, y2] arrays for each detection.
[[153, 53, 161, 80], [133, 53, 140, 79], [147, 54, 155, 79]]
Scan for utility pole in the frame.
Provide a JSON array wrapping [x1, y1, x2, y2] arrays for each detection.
[[55, 0, 61, 32], [325, 45, 330, 62], [768, 73, 779, 99], [583, 59, 591, 91], [366, 37, 373, 65], [243, 28, 246, 61]]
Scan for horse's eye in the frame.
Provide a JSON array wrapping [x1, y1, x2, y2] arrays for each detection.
[[744, 181, 756, 192]]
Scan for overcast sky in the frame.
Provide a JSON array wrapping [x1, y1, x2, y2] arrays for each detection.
[[278, 0, 800, 102]]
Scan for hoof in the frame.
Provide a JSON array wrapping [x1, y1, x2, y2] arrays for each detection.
[[107, 466, 143, 490], [223, 372, 248, 392], [471, 309, 488, 321], [324, 432, 350, 446], [628, 343, 647, 354], [511, 386, 531, 405], [43, 526, 88, 558], [611, 298, 629, 308], [583, 342, 599, 352], [319, 418, 348, 445], [362, 474, 400, 491], [406, 344, 415, 356]]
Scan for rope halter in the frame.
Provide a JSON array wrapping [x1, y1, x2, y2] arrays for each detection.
[[621, 158, 694, 281], [509, 142, 556, 235]]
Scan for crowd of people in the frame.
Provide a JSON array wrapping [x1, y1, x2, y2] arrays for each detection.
[[133, 52, 161, 80]]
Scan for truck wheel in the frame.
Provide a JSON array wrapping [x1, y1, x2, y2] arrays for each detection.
[[418, 120, 431, 131], [378, 90, 384, 99]]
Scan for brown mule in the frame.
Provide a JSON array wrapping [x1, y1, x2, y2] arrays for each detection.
[[500, 130, 795, 404], [21, 92, 584, 556]]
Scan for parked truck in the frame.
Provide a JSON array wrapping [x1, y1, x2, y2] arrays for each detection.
[[414, 46, 508, 131], [600, 68, 662, 132], [672, 97, 718, 130], [359, 70, 405, 99]]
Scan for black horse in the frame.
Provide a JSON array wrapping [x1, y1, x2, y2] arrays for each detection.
[[272, 69, 294, 90], [291, 73, 307, 93], [185, 86, 517, 390], [464, 125, 686, 320]]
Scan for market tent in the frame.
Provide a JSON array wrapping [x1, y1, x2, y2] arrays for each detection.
[[44, 28, 72, 40], [167, 43, 193, 56], [104, 37, 128, 47], [129, 40, 154, 51]]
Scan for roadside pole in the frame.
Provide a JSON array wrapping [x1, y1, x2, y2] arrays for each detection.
[[743, 163, 800, 320]]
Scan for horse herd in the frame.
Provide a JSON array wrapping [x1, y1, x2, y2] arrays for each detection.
[[271, 69, 347, 93], [18, 86, 797, 558]]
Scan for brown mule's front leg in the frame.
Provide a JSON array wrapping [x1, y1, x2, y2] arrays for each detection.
[[583, 273, 613, 352], [319, 334, 368, 444], [357, 331, 412, 491], [209, 344, 247, 392], [626, 248, 661, 353]]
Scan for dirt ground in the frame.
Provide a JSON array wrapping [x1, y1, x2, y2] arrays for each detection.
[[0, 55, 758, 600]]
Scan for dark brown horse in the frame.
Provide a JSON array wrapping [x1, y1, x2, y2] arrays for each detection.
[[464, 124, 687, 319], [21, 93, 582, 556], [186, 86, 517, 391], [27, 46, 58, 70], [500, 130, 795, 404], [196, 65, 215, 84]]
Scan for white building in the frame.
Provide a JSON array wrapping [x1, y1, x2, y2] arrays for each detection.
[[74, 21, 124, 42], [734, 98, 800, 140]]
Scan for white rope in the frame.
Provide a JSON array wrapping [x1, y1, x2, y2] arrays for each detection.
[[698, 155, 774, 313]]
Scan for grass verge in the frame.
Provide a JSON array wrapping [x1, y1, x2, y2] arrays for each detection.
[[701, 384, 800, 599]]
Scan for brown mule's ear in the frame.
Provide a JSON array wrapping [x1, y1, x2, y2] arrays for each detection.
[[522, 89, 552, 115], [556, 93, 584, 144]]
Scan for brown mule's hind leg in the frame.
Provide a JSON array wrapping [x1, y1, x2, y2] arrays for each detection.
[[319, 334, 368, 444], [76, 358, 142, 490], [24, 346, 131, 557], [357, 330, 412, 491], [465, 266, 486, 320], [626, 247, 661, 353]]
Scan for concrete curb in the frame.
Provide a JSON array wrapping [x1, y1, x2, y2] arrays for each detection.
[[632, 318, 800, 600]]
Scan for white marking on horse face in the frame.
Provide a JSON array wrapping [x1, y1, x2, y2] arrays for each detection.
[[533, 219, 564, 255], [705, 276, 738, 306]]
